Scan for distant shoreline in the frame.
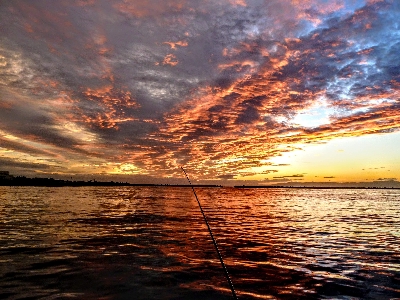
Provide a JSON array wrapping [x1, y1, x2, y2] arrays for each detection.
[[0, 172, 222, 187], [1, 172, 399, 189], [0, 180, 222, 188], [1, 182, 399, 189], [233, 185, 400, 190]]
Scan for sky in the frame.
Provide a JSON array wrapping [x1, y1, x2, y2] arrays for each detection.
[[0, 0, 399, 186]]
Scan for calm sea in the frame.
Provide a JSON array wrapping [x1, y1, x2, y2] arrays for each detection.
[[0, 186, 399, 299]]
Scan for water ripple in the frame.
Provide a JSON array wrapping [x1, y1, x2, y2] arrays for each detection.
[[0, 186, 399, 299]]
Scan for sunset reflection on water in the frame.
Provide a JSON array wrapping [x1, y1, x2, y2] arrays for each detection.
[[0, 186, 399, 299]]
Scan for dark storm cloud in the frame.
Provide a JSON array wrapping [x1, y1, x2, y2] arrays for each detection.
[[235, 106, 260, 124], [0, 137, 54, 157], [217, 174, 236, 180], [0, 157, 53, 171]]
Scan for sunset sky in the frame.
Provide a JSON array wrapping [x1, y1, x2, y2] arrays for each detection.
[[1, 0, 399, 185]]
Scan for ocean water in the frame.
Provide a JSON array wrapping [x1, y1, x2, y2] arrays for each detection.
[[0, 186, 399, 299]]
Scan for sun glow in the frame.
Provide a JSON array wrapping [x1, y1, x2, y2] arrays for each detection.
[[268, 132, 400, 182]]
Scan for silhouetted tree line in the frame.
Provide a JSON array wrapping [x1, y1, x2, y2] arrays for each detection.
[[0, 175, 132, 187], [0, 172, 221, 187]]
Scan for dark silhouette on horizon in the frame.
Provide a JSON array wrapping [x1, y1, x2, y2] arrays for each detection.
[[0, 171, 222, 187], [1, 171, 398, 189]]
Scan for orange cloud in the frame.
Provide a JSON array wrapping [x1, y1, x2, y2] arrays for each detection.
[[228, 0, 247, 7], [162, 54, 179, 66], [82, 86, 140, 129], [163, 40, 188, 49], [142, 32, 400, 179]]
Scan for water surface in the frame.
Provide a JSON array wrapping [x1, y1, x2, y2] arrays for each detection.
[[1, 186, 399, 299]]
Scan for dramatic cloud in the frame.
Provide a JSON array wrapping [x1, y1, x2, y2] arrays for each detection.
[[0, 0, 399, 182]]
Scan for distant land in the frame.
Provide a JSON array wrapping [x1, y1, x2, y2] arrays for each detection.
[[0, 171, 221, 188], [234, 185, 400, 190], [234, 179, 400, 189], [1, 171, 399, 189]]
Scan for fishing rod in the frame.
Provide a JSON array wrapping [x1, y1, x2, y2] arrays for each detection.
[[181, 167, 238, 300]]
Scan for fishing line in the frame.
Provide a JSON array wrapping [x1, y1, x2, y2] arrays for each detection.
[[181, 167, 238, 300]]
